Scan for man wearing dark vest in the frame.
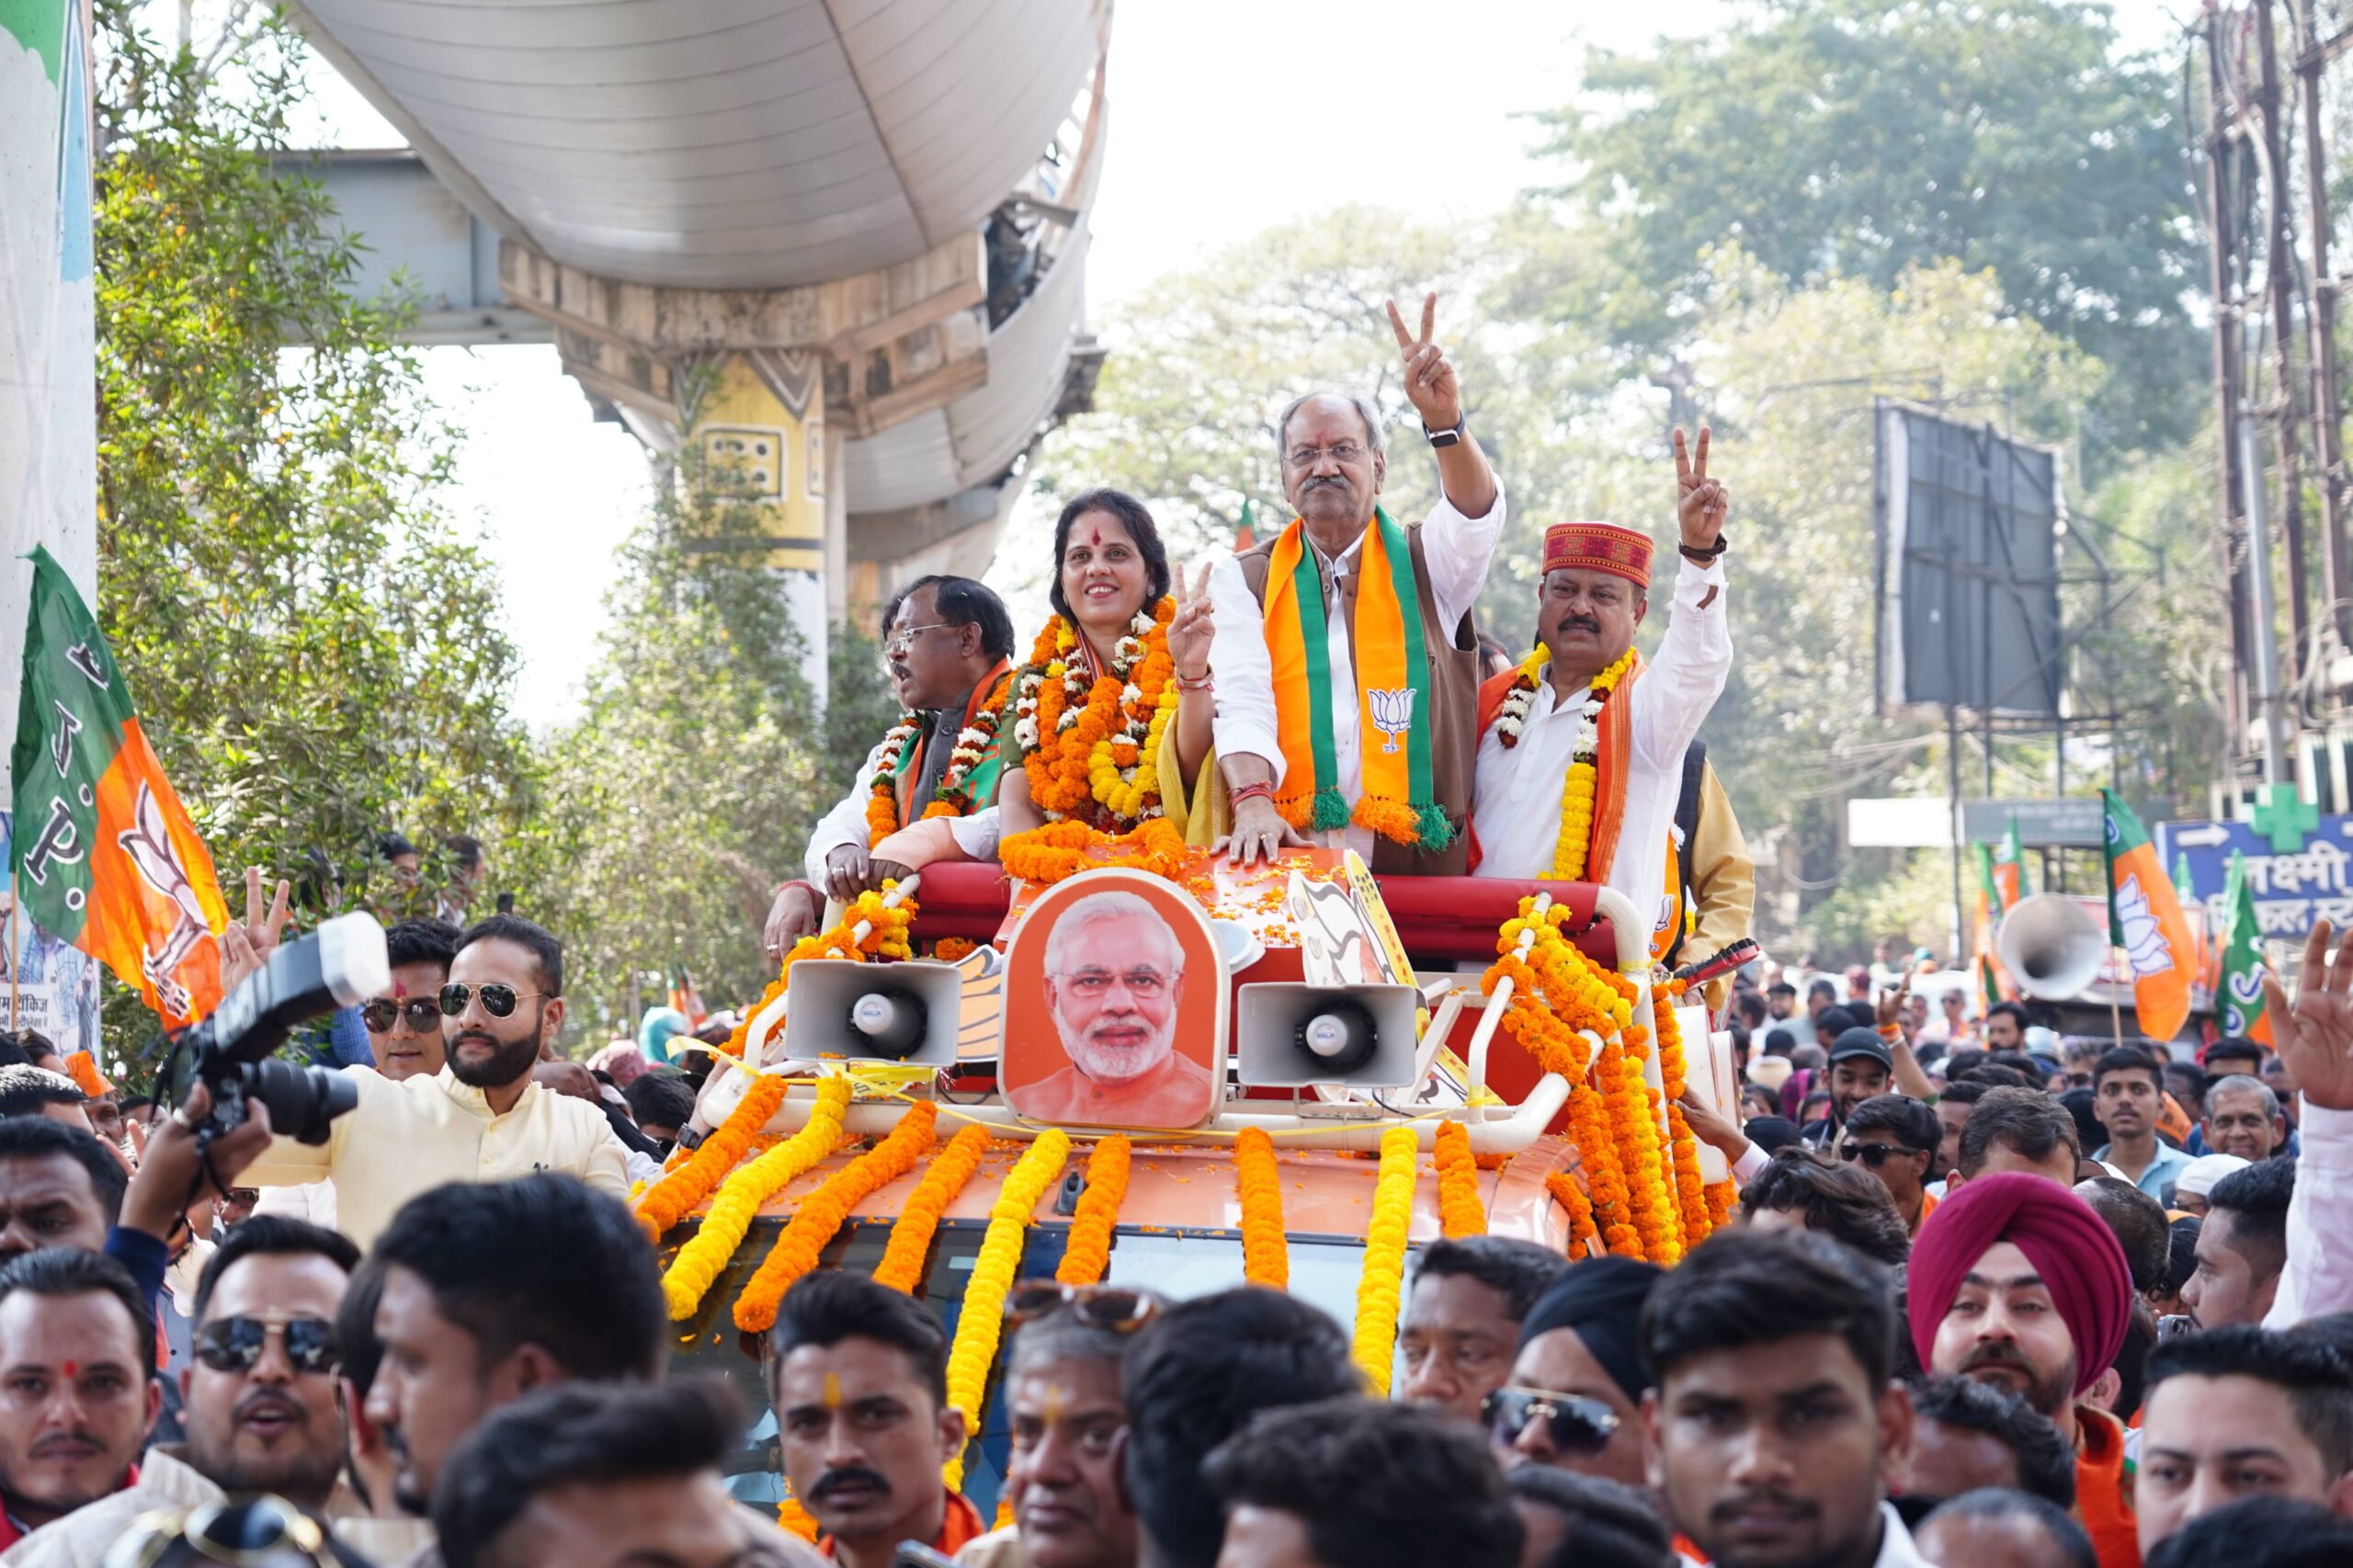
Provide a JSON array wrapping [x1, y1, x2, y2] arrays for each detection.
[[766, 576, 1016, 953], [1466, 434, 1733, 948], [1200, 293, 1504, 875]]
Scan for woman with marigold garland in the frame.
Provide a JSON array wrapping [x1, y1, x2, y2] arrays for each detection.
[[1467, 430, 1734, 948], [766, 576, 1018, 955], [996, 489, 1215, 839]]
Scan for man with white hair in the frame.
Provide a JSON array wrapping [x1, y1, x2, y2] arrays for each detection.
[[2201, 1074, 2289, 1162], [1020, 891, 1214, 1126]]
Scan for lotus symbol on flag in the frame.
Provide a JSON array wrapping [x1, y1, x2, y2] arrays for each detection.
[[119, 783, 210, 1017], [1368, 687, 1415, 755], [2114, 872, 2176, 979]]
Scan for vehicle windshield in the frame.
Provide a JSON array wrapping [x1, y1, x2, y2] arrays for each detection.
[[663, 1220, 1374, 1517]]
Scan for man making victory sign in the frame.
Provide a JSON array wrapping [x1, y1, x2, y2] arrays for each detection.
[[1193, 292, 1505, 875], [1471, 428, 1733, 948]]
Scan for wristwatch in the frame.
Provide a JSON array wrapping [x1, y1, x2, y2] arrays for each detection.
[[1423, 418, 1465, 449]]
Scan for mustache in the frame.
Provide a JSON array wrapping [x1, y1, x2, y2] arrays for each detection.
[[811, 1464, 893, 1501], [30, 1428, 107, 1458], [1711, 1491, 1817, 1525], [452, 1029, 503, 1050], [1960, 1345, 2038, 1376], [1554, 615, 1601, 636], [1302, 475, 1347, 490], [234, 1389, 310, 1426]]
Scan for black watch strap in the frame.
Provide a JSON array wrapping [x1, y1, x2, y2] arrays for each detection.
[[1679, 532, 1730, 563], [1423, 418, 1464, 449]]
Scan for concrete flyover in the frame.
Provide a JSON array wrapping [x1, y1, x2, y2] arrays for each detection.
[[287, 0, 1112, 682]]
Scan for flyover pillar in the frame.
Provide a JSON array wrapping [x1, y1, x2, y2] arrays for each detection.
[[692, 350, 831, 699]]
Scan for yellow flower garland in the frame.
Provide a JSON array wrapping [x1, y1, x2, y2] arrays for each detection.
[[1352, 1125, 1418, 1396], [1435, 1119, 1486, 1238], [732, 1102, 941, 1333], [658, 1074, 852, 1320], [1235, 1126, 1290, 1288], [1549, 646, 1636, 880], [942, 1130, 1072, 1489], [1055, 1136, 1131, 1286]]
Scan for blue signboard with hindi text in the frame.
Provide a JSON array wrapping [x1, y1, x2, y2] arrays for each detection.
[[2154, 814, 2353, 944]]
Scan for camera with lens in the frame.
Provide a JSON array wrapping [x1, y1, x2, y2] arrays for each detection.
[[158, 912, 390, 1145]]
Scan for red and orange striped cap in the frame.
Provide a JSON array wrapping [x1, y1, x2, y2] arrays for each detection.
[[1542, 522, 1654, 586]]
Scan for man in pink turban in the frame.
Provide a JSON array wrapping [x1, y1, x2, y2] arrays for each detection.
[[1908, 1170, 2142, 1568]]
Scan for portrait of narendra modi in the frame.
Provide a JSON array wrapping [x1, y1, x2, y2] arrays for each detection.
[[1002, 881, 1222, 1129]]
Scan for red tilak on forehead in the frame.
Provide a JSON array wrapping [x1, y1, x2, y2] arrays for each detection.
[[1087, 523, 1104, 548], [62, 1360, 78, 1379]]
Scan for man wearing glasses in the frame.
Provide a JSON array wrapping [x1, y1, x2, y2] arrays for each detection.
[[767, 576, 1017, 956], [3, 1217, 371, 1565], [1485, 1256, 1661, 1489], [241, 915, 631, 1248], [1836, 1094, 1942, 1236], [1019, 892, 1214, 1128]]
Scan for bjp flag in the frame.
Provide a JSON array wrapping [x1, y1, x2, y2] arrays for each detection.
[[2100, 788, 2194, 1043], [2218, 851, 2274, 1045], [9, 547, 228, 1028]]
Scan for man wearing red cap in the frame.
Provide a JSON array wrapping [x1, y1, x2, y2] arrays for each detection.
[[1908, 1170, 2142, 1568], [1469, 431, 1733, 949]]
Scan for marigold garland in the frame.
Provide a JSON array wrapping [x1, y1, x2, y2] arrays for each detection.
[[1601, 1033, 1679, 1266], [659, 1075, 853, 1319], [777, 1496, 821, 1541], [733, 1103, 942, 1332], [1544, 1169, 1600, 1256], [1434, 1119, 1486, 1238], [712, 890, 917, 1060], [932, 936, 977, 961], [943, 1130, 1073, 1489], [634, 1073, 791, 1242], [1055, 1136, 1132, 1286], [1703, 1177, 1738, 1229], [1352, 1125, 1418, 1396], [1652, 990, 1712, 1248], [1518, 645, 1634, 880], [872, 1124, 995, 1292], [999, 817, 1190, 887], [865, 671, 1013, 840], [1015, 603, 1176, 830], [1235, 1126, 1290, 1288]]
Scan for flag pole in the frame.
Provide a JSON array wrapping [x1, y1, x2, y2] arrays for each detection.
[[2109, 952, 2124, 1046]]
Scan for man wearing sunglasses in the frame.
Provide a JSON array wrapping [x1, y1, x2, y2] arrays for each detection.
[[1486, 1257, 1660, 1488], [358, 919, 459, 1084], [769, 576, 1017, 956], [1837, 1095, 1941, 1236], [5, 1217, 362, 1566], [242, 915, 631, 1249]]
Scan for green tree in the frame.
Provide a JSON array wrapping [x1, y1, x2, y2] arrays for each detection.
[[91, 6, 530, 1043], [1526, 0, 2200, 453]]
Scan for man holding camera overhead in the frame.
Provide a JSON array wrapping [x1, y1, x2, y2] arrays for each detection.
[[240, 912, 629, 1249]]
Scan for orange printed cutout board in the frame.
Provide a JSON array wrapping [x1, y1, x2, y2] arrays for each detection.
[[1000, 868, 1231, 1130]]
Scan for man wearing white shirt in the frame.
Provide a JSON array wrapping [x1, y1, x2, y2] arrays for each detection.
[[1468, 432, 1733, 945], [1205, 293, 1504, 875]]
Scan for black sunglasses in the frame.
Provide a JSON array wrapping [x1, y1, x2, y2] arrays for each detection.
[[1005, 1279, 1155, 1333], [1481, 1386, 1620, 1455], [361, 996, 442, 1034], [438, 983, 546, 1019], [1838, 1142, 1923, 1168], [193, 1314, 338, 1376]]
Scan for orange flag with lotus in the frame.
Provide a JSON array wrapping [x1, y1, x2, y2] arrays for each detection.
[[2101, 789, 2194, 1043]]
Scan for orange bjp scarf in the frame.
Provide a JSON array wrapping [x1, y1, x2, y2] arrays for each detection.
[[1261, 509, 1450, 849]]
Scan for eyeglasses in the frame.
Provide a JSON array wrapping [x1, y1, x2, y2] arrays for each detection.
[[361, 996, 442, 1034], [1285, 440, 1368, 469], [884, 623, 955, 658], [113, 1498, 332, 1568], [1481, 1386, 1620, 1455], [1053, 968, 1171, 1000], [193, 1314, 339, 1376], [438, 983, 547, 1019], [1837, 1142, 1921, 1168], [1005, 1279, 1156, 1333]]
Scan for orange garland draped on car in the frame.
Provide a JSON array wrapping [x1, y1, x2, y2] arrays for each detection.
[[1435, 1119, 1485, 1237], [1055, 1135, 1132, 1286], [733, 1103, 943, 1332], [872, 1123, 994, 1293], [633, 1073, 790, 1242], [1235, 1126, 1289, 1288]]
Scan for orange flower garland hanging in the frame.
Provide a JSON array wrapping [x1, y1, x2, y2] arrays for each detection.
[[711, 888, 915, 1060], [1055, 1135, 1132, 1286], [865, 671, 1014, 840], [660, 1074, 852, 1319], [1544, 1169, 1600, 1256], [1013, 601, 1177, 830], [872, 1124, 994, 1292], [1651, 989, 1712, 1246], [733, 1102, 942, 1332], [1234, 1126, 1289, 1288], [1703, 1177, 1738, 1230], [1000, 817, 1191, 887], [1435, 1119, 1486, 1238], [633, 1073, 790, 1242]]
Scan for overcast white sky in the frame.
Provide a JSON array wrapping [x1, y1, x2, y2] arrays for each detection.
[[286, 0, 2191, 724]]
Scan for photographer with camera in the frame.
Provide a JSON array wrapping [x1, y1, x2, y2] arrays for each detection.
[[238, 915, 628, 1248]]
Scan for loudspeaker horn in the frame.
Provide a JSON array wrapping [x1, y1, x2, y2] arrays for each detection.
[[1996, 893, 2109, 1000], [1235, 983, 1421, 1089], [779, 959, 964, 1067]]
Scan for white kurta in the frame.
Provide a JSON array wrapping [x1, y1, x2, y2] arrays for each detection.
[[1207, 485, 1508, 858], [802, 734, 1000, 884], [1471, 555, 1731, 943]]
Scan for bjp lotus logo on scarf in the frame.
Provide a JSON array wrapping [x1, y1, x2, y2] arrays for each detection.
[[1367, 687, 1417, 755]]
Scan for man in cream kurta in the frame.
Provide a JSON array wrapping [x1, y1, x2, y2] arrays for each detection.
[[1471, 431, 1734, 949]]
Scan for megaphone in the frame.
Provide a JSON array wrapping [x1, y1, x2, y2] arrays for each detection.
[[1235, 983, 1420, 1089], [1997, 893, 2109, 1000], [779, 960, 964, 1067]]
